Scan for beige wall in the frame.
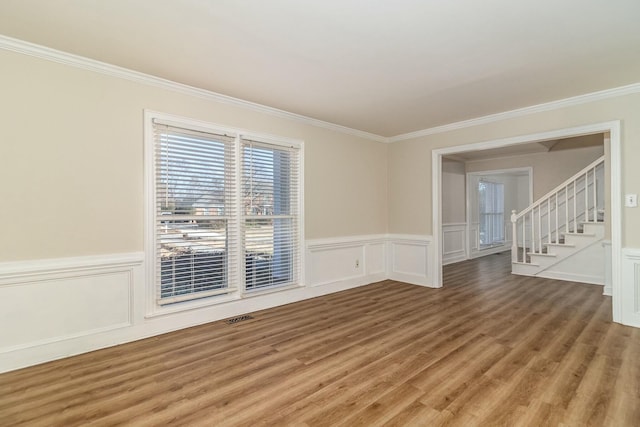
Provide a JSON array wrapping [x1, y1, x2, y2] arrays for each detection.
[[0, 50, 388, 261], [388, 92, 640, 247], [441, 159, 466, 223], [465, 145, 604, 200]]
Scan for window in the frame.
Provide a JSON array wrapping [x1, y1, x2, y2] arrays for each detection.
[[242, 139, 300, 290], [146, 112, 302, 308], [478, 180, 504, 247]]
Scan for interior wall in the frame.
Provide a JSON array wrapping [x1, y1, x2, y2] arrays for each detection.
[[0, 49, 388, 262], [0, 46, 393, 373], [388, 91, 640, 248], [465, 145, 604, 200], [442, 159, 466, 223]]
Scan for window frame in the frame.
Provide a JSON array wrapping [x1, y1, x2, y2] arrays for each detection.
[[144, 110, 304, 317]]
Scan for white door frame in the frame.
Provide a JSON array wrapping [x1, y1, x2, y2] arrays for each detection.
[[432, 121, 622, 323]]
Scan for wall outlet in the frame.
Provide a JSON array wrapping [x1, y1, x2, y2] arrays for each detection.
[[625, 194, 638, 207]]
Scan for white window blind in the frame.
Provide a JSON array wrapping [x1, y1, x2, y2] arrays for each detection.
[[153, 122, 237, 305], [479, 180, 505, 247], [242, 138, 300, 291]]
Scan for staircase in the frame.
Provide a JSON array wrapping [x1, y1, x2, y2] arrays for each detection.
[[511, 156, 606, 284]]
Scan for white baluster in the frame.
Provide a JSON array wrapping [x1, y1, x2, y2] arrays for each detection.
[[547, 198, 551, 244], [573, 181, 577, 232], [593, 166, 597, 222], [565, 186, 569, 234], [522, 215, 525, 262], [584, 171, 588, 224], [555, 193, 559, 243], [537, 206, 542, 254], [511, 210, 517, 262], [531, 210, 535, 256]]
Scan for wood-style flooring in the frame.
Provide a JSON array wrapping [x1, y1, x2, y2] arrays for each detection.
[[1, 252, 639, 426]]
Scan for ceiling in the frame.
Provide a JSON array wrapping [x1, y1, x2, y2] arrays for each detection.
[[444, 133, 604, 162], [1, 1, 639, 137]]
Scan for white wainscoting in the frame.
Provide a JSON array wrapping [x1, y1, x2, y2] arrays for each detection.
[[0, 253, 144, 373], [0, 234, 436, 373], [442, 223, 467, 265], [621, 248, 640, 328], [387, 234, 434, 287], [305, 235, 387, 287]]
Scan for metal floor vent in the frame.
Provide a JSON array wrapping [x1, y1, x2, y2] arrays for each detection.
[[226, 314, 254, 325]]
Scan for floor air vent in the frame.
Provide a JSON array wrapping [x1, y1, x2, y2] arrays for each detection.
[[225, 314, 254, 324]]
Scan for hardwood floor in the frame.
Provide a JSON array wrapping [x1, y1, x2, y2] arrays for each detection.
[[1, 252, 638, 426]]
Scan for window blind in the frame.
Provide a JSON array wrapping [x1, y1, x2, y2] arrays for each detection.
[[153, 122, 237, 305], [241, 138, 300, 291]]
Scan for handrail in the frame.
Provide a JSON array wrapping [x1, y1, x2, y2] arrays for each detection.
[[513, 155, 604, 221]]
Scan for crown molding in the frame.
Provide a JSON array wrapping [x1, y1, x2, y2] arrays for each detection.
[[388, 82, 640, 143], [2, 35, 639, 145], [0, 35, 387, 143]]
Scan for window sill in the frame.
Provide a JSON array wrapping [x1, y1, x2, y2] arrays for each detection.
[[241, 282, 304, 298], [145, 291, 241, 318]]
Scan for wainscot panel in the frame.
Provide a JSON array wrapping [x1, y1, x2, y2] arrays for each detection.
[[0, 253, 143, 373], [442, 223, 467, 265], [621, 248, 640, 327], [387, 234, 433, 287], [305, 235, 387, 287]]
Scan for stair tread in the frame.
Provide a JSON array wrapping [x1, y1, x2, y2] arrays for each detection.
[[562, 232, 596, 237], [544, 242, 576, 247], [512, 261, 540, 267], [528, 252, 556, 257]]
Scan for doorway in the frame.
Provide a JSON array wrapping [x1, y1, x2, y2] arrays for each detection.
[[431, 121, 621, 323]]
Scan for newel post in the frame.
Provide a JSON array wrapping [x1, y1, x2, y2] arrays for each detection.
[[511, 210, 518, 262]]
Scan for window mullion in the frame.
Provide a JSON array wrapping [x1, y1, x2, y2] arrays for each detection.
[[234, 135, 244, 293]]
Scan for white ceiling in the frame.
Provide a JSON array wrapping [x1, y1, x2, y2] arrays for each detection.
[[1, 1, 639, 137]]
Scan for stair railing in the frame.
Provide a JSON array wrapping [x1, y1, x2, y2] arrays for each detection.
[[511, 156, 604, 264]]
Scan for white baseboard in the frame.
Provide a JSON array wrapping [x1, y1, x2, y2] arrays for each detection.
[[536, 271, 604, 286]]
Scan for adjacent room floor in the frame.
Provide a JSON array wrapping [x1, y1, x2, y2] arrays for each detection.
[[1, 252, 638, 426]]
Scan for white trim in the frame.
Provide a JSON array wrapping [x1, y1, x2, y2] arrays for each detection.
[[306, 234, 388, 249], [390, 84, 640, 142], [603, 240, 612, 296], [143, 110, 305, 317], [0, 35, 385, 143], [2, 35, 639, 145], [432, 121, 622, 323], [536, 271, 604, 286], [0, 252, 144, 283]]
